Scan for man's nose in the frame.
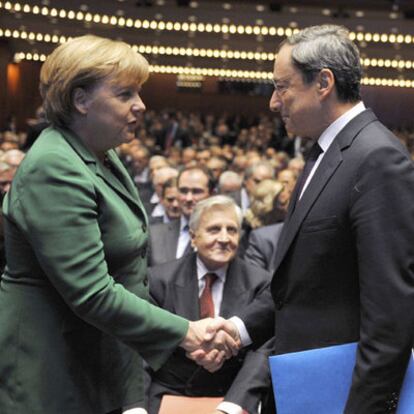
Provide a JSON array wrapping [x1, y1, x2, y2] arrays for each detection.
[[218, 229, 229, 242], [269, 90, 282, 113]]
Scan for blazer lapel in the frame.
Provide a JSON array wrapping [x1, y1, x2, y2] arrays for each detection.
[[59, 128, 145, 217], [273, 109, 378, 274], [220, 259, 247, 318], [95, 151, 144, 214], [173, 255, 200, 320]]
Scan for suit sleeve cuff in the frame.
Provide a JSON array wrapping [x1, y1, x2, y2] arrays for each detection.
[[216, 401, 244, 414], [229, 316, 252, 347]]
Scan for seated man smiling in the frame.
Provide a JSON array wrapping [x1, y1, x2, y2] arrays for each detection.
[[146, 195, 272, 414]]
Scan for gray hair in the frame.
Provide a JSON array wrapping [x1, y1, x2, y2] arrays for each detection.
[[189, 195, 243, 232], [218, 171, 243, 189], [244, 161, 275, 180], [282, 24, 362, 103]]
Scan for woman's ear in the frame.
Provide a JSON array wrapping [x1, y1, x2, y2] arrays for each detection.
[[72, 87, 90, 115]]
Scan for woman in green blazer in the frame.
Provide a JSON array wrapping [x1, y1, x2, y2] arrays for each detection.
[[0, 35, 237, 414]]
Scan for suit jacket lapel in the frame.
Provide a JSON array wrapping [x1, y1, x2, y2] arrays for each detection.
[[165, 220, 181, 261], [173, 254, 200, 320], [273, 109, 378, 274], [220, 259, 246, 318]]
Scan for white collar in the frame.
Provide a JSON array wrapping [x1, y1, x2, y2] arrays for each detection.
[[318, 101, 366, 152], [180, 216, 189, 232], [196, 255, 227, 283]]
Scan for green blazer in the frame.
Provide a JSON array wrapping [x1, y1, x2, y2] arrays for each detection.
[[0, 127, 188, 414]]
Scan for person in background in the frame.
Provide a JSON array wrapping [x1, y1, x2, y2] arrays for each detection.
[[148, 166, 178, 222], [154, 177, 181, 224], [0, 35, 237, 414], [148, 165, 214, 266], [147, 196, 272, 414]]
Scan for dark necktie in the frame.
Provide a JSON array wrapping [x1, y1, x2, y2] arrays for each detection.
[[294, 142, 323, 203], [199, 273, 217, 319]]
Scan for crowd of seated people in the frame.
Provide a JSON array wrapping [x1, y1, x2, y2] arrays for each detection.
[[1, 107, 414, 413]]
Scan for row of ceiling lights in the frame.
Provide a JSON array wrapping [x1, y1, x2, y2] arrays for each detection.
[[1, 1, 414, 45], [12, 51, 414, 89], [2, 28, 414, 70]]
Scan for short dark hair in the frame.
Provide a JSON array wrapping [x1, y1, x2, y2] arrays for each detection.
[[281, 24, 362, 103]]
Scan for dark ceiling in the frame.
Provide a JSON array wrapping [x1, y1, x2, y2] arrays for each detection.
[[1, 0, 414, 82]]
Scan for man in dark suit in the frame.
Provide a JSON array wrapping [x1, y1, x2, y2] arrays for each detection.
[[146, 196, 271, 414], [148, 165, 214, 266], [243, 223, 284, 274], [202, 24, 414, 414]]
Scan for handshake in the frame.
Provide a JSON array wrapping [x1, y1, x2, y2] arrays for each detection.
[[180, 317, 241, 373]]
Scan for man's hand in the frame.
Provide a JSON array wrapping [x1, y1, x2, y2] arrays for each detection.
[[184, 317, 241, 372], [180, 318, 240, 358]]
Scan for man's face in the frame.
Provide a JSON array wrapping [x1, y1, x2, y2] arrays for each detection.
[[178, 170, 210, 219], [195, 150, 211, 166], [269, 45, 321, 140], [132, 149, 149, 174], [161, 186, 181, 220], [245, 166, 273, 197], [277, 169, 297, 205], [191, 206, 240, 270]]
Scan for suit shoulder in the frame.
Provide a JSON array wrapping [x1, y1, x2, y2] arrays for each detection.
[[234, 257, 272, 281], [250, 223, 283, 242], [149, 254, 194, 282]]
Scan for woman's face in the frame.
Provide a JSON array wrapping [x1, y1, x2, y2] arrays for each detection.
[[81, 76, 146, 152]]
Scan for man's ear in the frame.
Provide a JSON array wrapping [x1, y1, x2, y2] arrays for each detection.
[[189, 229, 197, 249], [72, 87, 91, 115], [317, 68, 334, 99]]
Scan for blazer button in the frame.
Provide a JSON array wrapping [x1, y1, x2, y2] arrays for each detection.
[[143, 277, 148, 286], [142, 222, 147, 232]]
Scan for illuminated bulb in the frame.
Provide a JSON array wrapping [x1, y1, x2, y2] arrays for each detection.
[[205, 23, 213, 32], [197, 23, 205, 32], [93, 14, 100, 23], [245, 26, 253, 35], [118, 17, 126, 26], [102, 15, 109, 24], [32, 5, 40, 14], [110, 16, 117, 25], [77, 11, 84, 20], [372, 33, 380, 42], [380, 34, 388, 42], [41, 6, 49, 16], [23, 5, 30, 13], [126, 18, 133, 27], [213, 24, 220, 33], [173, 22, 181, 30], [150, 21, 157, 29], [85, 12, 92, 22], [182, 22, 189, 31], [237, 25, 244, 34]]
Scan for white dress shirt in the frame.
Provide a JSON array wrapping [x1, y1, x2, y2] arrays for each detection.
[[196, 257, 245, 414], [299, 101, 366, 199], [176, 216, 190, 258]]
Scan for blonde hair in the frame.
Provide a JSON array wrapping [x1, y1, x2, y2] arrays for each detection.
[[245, 179, 284, 229], [40, 35, 149, 128]]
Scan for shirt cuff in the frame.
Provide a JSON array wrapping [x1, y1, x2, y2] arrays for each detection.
[[217, 401, 244, 414], [122, 408, 148, 414], [229, 316, 252, 347]]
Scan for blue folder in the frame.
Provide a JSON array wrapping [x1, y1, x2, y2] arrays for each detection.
[[269, 342, 414, 414]]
